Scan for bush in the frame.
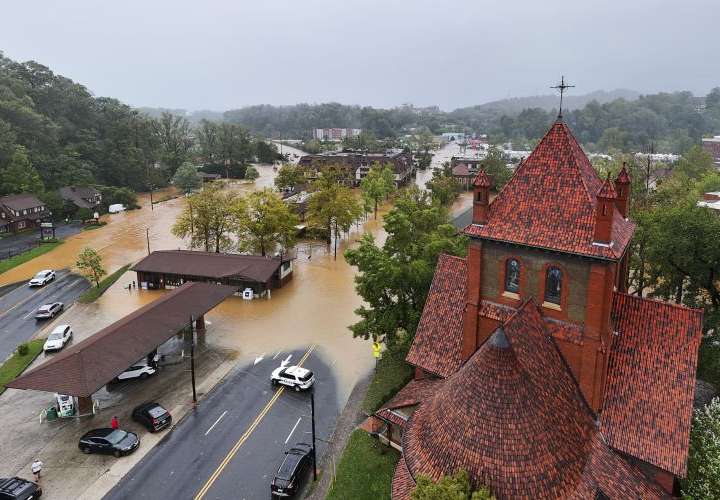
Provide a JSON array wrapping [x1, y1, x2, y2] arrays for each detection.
[[682, 398, 720, 498], [16, 343, 29, 356]]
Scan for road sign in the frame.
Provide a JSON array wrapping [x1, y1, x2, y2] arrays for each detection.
[[372, 342, 382, 359]]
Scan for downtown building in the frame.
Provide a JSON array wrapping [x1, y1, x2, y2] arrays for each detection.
[[297, 149, 414, 187], [368, 119, 703, 498], [312, 128, 362, 141]]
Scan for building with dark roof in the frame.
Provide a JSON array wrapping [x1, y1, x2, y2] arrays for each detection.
[[0, 194, 49, 233], [58, 186, 102, 210], [702, 136, 720, 167], [370, 119, 703, 498], [297, 150, 414, 187], [132, 250, 293, 297]]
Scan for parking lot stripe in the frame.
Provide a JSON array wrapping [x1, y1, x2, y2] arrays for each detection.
[[285, 417, 302, 444], [193, 344, 316, 500], [205, 410, 228, 436]]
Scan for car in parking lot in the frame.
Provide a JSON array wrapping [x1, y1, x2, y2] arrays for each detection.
[[270, 365, 315, 391], [0, 477, 42, 499], [42, 325, 72, 352], [78, 428, 140, 457], [34, 302, 64, 320], [28, 270, 55, 287], [115, 364, 156, 382], [270, 443, 312, 498], [131, 402, 172, 432]]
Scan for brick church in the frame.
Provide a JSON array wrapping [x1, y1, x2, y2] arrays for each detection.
[[370, 119, 703, 498]]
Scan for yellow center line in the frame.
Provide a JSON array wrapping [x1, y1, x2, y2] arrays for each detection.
[[194, 344, 316, 500]]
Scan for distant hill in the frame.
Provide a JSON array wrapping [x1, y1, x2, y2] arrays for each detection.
[[136, 107, 224, 124], [464, 89, 641, 114]]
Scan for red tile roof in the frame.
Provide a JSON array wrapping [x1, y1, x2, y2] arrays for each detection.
[[463, 121, 635, 260], [597, 175, 617, 199], [473, 170, 491, 187], [616, 164, 631, 184], [398, 300, 666, 499], [391, 457, 416, 500], [380, 377, 444, 411], [601, 292, 703, 476], [405, 254, 467, 378]]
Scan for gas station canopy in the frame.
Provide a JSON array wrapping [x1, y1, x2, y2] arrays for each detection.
[[7, 282, 235, 397]]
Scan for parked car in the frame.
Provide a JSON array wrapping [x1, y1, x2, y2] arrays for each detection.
[[78, 428, 140, 457], [271, 443, 312, 498], [114, 364, 156, 382], [28, 270, 55, 287], [34, 302, 64, 320], [0, 477, 42, 500], [43, 325, 73, 353], [131, 402, 172, 432], [270, 366, 315, 391]]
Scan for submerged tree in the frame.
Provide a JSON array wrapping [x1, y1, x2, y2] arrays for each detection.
[[360, 162, 395, 219], [172, 161, 201, 193], [76, 247, 106, 287], [236, 189, 298, 256], [172, 185, 240, 252]]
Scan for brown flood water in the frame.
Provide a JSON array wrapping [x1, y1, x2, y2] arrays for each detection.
[[1, 164, 469, 399]]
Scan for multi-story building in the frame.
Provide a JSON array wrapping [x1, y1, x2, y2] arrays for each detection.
[[0, 194, 49, 233], [297, 150, 414, 187], [367, 119, 703, 498], [312, 128, 362, 141], [702, 136, 720, 167]]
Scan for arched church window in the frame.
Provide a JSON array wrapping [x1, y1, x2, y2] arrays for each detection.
[[545, 266, 562, 305], [505, 259, 520, 293]]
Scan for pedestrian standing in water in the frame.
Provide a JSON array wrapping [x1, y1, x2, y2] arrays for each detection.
[[31, 459, 42, 481], [111, 415, 119, 429]]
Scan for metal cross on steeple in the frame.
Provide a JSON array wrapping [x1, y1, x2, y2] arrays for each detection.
[[551, 76, 575, 119]]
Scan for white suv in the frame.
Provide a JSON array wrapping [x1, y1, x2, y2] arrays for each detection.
[[28, 269, 55, 287], [43, 324, 73, 352], [270, 365, 315, 391]]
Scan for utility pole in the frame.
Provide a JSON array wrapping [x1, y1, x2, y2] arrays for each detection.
[[311, 388, 317, 481], [190, 314, 197, 406], [150, 186, 154, 211], [146, 228, 150, 255]]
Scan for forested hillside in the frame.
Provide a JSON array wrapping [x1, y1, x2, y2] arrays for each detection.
[[0, 52, 278, 204], [225, 90, 720, 154]]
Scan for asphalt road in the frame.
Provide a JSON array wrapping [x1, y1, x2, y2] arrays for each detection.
[[0, 269, 91, 360], [106, 345, 340, 500], [0, 223, 82, 254]]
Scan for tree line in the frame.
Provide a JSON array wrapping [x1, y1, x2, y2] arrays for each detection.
[[223, 90, 720, 155], [0, 52, 280, 213]]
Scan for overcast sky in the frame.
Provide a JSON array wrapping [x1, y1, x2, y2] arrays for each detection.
[[1, 0, 717, 111]]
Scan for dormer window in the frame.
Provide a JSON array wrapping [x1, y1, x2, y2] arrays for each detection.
[[505, 259, 520, 293], [545, 267, 562, 305], [476, 191, 485, 203]]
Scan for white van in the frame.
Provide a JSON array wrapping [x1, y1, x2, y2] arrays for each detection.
[[108, 204, 126, 214]]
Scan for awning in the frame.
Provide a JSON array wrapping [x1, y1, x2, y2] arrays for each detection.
[[7, 282, 235, 397]]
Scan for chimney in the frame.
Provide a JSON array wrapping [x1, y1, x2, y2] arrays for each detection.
[[462, 241, 482, 361], [594, 175, 617, 245], [472, 170, 491, 225], [614, 163, 631, 218]]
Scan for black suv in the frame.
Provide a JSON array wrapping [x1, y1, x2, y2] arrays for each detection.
[[271, 443, 312, 498], [0, 477, 42, 500], [131, 402, 172, 432]]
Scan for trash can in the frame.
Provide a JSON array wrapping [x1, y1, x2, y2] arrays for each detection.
[[46, 407, 58, 421]]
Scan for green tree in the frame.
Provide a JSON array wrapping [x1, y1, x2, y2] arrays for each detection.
[[675, 146, 715, 180], [76, 247, 106, 287], [274, 163, 304, 191], [307, 167, 362, 258], [345, 187, 467, 347], [172, 185, 239, 252], [360, 162, 396, 219], [245, 166, 260, 181], [412, 128, 437, 169], [481, 146, 513, 191], [412, 470, 495, 500], [236, 189, 299, 256], [254, 139, 279, 163], [0, 145, 44, 195], [172, 161, 201, 193], [427, 164, 461, 206], [682, 398, 720, 499], [152, 112, 192, 177]]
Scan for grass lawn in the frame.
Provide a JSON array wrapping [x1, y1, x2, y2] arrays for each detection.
[[326, 430, 400, 500], [0, 241, 63, 275], [0, 339, 45, 394], [361, 346, 414, 414], [81, 222, 107, 231], [78, 264, 131, 303]]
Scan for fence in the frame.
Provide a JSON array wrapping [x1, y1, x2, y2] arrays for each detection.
[[0, 240, 45, 262]]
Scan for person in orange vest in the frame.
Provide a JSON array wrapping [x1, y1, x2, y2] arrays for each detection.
[[111, 416, 119, 430]]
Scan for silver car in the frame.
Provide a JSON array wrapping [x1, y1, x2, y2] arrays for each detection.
[[35, 302, 64, 320]]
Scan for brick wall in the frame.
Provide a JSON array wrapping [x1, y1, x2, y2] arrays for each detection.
[[480, 241, 591, 323]]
